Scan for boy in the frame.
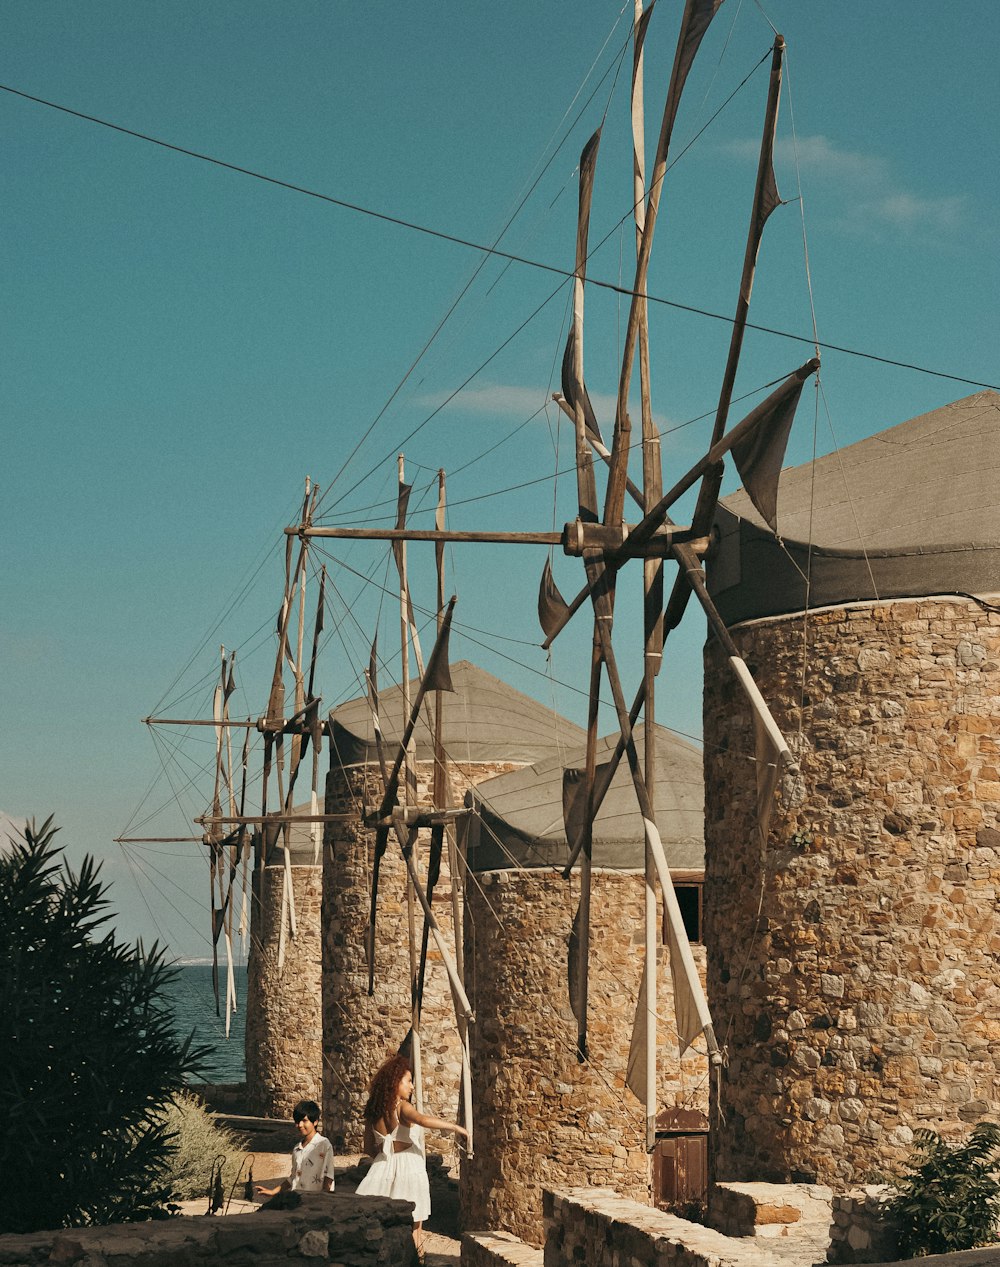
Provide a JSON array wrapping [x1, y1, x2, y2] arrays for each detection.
[[256, 1099, 335, 1196]]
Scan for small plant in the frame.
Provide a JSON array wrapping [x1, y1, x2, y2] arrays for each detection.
[[159, 1092, 249, 1202], [883, 1121, 1000, 1258]]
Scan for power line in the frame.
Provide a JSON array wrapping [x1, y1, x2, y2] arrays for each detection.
[[1, 81, 995, 392]]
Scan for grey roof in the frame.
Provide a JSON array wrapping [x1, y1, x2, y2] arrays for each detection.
[[329, 660, 586, 769], [462, 723, 704, 873], [709, 390, 1000, 624], [261, 802, 322, 866]]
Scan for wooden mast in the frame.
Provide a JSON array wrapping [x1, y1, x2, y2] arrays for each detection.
[[632, 0, 661, 1156], [396, 455, 423, 1107]]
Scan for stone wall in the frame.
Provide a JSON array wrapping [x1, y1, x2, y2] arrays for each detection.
[[541, 1187, 775, 1267], [0, 1193, 415, 1266], [245, 862, 323, 1119], [708, 1180, 834, 1260], [703, 593, 1000, 1186], [463, 868, 708, 1244], [829, 1185, 899, 1264], [323, 758, 520, 1151]]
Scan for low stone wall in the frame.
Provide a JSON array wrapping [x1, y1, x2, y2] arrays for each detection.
[[0, 1193, 415, 1266], [709, 1180, 834, 1261], [191, 1081, 246, 1113], [541, 1187, 777, 1267], [829, 1186, 898, 1264], [462, 1229, 543, 1266], [709, 1170, 836, 1231]]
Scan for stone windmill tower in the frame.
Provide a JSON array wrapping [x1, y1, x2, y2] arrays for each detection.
[[320, 661, 585, 1149], [702, 390, 1000, 1187], [460, 722, 708, 1243]]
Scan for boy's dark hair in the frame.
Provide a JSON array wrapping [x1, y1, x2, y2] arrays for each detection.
[[292, 1099, 320, 1124]]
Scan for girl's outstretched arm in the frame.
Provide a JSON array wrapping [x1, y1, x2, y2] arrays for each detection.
[[399, 1100, 469, 1141]]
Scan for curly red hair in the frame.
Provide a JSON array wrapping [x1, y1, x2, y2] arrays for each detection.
[[363, 1053, 411, 1126]]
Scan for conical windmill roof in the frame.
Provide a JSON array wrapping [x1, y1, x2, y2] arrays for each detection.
[[710, 390, 1000, 624], [329, 660, 586, 769], [461, 723, 704, 873]]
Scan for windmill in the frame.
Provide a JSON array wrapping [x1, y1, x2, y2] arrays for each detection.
[[297, 0, 817, 1161]]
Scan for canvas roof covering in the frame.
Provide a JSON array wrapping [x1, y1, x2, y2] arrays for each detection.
[[709, 390, 1000, 624], [261, 802, 320, 866], [461, 723, 704, 873], [328, 660, 586, 769]]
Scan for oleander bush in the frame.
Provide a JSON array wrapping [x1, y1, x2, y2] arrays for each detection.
[[0, 818, 209, 1232], [883, 1121, 1000, 1258], [160, 1091, 249, 1202]]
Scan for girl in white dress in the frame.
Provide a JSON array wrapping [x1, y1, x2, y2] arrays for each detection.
[[356, 1053, 468, 1257]]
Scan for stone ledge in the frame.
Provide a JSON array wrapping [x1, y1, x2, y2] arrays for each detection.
[[461, 1229, 543, 1266], [711, 1181, 835, 1238], [544, 1186, 780, 1267], [0, 1193, 416, 1266]]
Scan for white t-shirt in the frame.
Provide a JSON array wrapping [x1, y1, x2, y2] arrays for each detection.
[[290, 1132, 336, 1192]]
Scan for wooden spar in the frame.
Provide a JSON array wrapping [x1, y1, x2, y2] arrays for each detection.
[[397, 823, 473, 1020], [222, 650, 239, 1034], [665, 33, 786, 632], [364, 805, 470, 830], [364, 639, 393, 995], [634, 0, 660, 1155], [605, 0, 726, 526], [563, 126, 604, 1065], [143, 716, 320, 729], [434, 470, 474, 1153], [308, 567, 327, 863], [277, 484, 318, 968], [209, 647, 227, 1017], [115, 836, 206, 843], [288, 526, 565, 544], [581, 555, 721, 1064], [698, 34, 785, 501], [397, 456, 423, 1109], [561, 677, 647, 878], [562, 521, 704, 555], [197, 812, 354, 826], [237, 722, 252, 953]]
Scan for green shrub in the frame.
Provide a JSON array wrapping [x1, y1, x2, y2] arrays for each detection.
[[160, 1092, 250, 1202], [0, 818, 210, 1232], [884, 1121, 1000, 1258]]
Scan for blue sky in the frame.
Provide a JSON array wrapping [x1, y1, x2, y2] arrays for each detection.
[[2, 1, 997, 959]]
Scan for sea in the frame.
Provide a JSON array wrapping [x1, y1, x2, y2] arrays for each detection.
[[162, 962, 248, 1084]]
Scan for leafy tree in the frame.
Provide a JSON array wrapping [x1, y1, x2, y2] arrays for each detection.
[[0, 818, 209, 1233], [883, 1121, 1000, 1258]]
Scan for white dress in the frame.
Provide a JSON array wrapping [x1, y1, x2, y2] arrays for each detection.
[[355, 1119, 431, 1223]]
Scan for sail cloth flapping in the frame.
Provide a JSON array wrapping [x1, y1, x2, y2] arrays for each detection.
[[728, 366, 809, 535], [538, 557, 571, 640]]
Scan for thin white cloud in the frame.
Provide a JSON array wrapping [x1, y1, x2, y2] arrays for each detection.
[[721, 133, 966, 236], [875, 192, 966, 230], [425, 381, 676, 433]]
